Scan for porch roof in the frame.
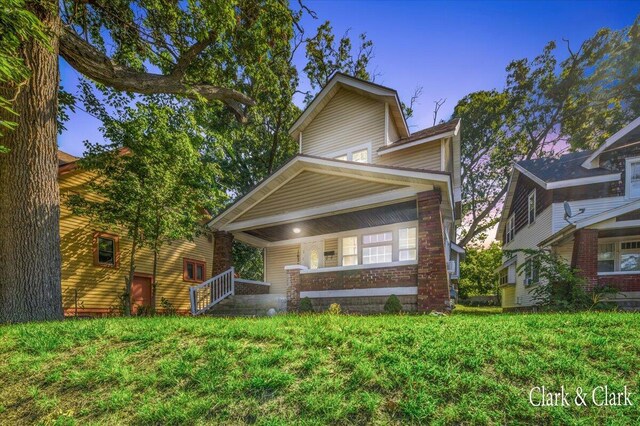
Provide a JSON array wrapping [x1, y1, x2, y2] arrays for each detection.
[[208, 155, 452, 244]]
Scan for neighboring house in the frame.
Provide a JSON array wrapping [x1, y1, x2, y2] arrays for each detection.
[[496, 116, 640, 310], [203, 73, 464, 314], [58, 151, 215, 316]]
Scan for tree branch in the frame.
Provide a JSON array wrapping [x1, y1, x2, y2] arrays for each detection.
[[59, 25, 254, 121], [171, 30, 216, 79]]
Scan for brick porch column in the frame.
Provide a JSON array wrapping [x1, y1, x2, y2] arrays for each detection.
[[571, 229, 599, 290], [212, 231, 234, 276], [417, 189, 451, 312], [285, 265, 306, 311]]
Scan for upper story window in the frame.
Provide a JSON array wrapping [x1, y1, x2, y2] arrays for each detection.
[[528, 190, 536, 225], [505, 214, 515, 244], [93, 232, 119, 268], [332, 144, 371, 163], [626, 157, 640, 198]]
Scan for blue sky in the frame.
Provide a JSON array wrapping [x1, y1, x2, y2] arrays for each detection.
[[58, 0, 639, 157]]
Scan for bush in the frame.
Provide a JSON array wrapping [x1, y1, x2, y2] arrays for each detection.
[[327, 303, 341, 315], [299, 297, 314, 313], [384, 294, 402, 313]]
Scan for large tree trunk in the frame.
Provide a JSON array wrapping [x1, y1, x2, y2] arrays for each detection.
[[0, 2, 63, 323]]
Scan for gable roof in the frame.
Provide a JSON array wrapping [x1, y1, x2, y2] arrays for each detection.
[[378, 118, 460, 154], [515, 151, 619, 187], [58, 150, 79, 165], [582, 116, 640, 169], [289, 73, 409, 142]]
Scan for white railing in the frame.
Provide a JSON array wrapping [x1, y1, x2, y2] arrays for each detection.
[[189, 267, 234, 316]]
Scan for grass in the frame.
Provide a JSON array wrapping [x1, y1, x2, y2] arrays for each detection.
[[1, 311, 639, 425]]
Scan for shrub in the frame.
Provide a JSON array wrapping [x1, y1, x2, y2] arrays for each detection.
[[299, 297, 314, 313], [160, 297, 176, 316], [327, 303, 341, 315], [384, 294, 402, 313]]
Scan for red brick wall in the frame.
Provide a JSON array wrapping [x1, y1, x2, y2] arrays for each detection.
[[213, 231, 234, 276], [417, 189, 451, 311], [299, 264, 417, 291], [235, 281, 270, 295], [571, 229, 599, 290], [286, 268, 301, 311], [598, 275, 640, 292]]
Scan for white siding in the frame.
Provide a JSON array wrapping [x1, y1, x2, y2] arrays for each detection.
[[551, 196, 628, 234], [265, 245, 299, 294], [377, 142, 442, 170], [302, 88, 385, 163], [502, 206, 553, 307]]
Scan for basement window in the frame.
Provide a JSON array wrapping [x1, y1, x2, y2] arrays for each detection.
[[183, 258, 206, 282]]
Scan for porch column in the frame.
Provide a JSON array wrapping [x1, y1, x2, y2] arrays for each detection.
[[213, 231, 234, 276], [571, 229, 599, 290], [417, 189, 451, 312], [285, 265, 306, 311]]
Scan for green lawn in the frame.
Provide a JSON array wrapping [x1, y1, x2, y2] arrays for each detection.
[[1, 311, 639, 425]]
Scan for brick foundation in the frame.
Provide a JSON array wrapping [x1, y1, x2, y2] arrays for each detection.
[[286, 267, 303, 311], [213, 231, 234, 276], [598, 275, 640, 292], [416, 189, 451, 312], [307, 295, 417, 314], [571, 229, 598, 290], [234, 282, 270, 295]]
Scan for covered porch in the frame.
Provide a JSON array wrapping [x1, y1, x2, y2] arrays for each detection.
[[206, 155, 460, 313]]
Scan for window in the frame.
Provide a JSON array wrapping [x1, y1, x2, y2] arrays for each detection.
[[332, 145, 371, 163], [597, 243, 615, 272], [524, 258, 539, 286], [528, 190, 536, 225], [362, 231, 392, 264], [626, 158, 640, 198], [621, 241, 640, 272], [342, 236, 358, 266], [399, 227, 417, 261], [499, 268, 509, 286], [183, 258, 206, 282], [505, 214, 515, 243], [351, 149, 368, 163], [93, 232, 119, 267]]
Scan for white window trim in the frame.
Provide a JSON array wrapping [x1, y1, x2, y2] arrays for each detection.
[[337, 222, 418, 266], [597, 236, 640, 275], [528, 190, 536, 225], [625, 156, 640, 199], [327, 142, 372, 163]]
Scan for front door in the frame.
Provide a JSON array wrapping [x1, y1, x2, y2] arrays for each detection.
[[301, 241, 324, 270], [131, 274, 153, 314]]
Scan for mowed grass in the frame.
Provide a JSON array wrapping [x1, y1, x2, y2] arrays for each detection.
[[1, 311, 639, 425]]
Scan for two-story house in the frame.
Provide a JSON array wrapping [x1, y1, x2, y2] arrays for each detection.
[[496, 116, 640, 310], [202, 73, 464, 314]]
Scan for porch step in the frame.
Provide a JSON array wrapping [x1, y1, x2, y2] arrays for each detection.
[[205, 294, 287, 317]]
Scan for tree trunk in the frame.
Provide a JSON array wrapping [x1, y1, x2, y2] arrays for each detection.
[[0, 2, 63, 323]]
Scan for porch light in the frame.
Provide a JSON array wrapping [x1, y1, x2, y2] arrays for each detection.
[[293, 227, 301, 234]]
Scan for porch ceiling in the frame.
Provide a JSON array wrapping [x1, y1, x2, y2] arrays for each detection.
[[244, 200, 417, 242]]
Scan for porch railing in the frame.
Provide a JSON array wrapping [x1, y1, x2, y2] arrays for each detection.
[[189, 267, 234, 316]]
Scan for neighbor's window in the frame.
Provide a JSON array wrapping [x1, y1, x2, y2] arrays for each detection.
[[505, 214, 515, 243], [597, 243, 615, 272], [499, 268, 509, 286], [93, 232, 119, 267], [351, 149, 369, 163], [524, 258, 539, 286], [362, 231, 392, 264], [399, 227, 417, 261], [627, 158, 640, 198], [528, 190, 536, 225], [342, 236, 358, 266], [183, 258, 206, 282], [620, 241, 640, 272]]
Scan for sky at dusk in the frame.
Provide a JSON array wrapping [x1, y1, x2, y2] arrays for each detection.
[[58, 0, 639, 157]]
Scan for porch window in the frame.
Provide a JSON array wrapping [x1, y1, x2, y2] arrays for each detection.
[[528, 190, 536, 225], [399, 227, 417, 261], [505, 214, 515, 243], [184, 258, 206, 282], [597, 243, 615, 272], [93, 232, 119, 268], [626, 158, 640, 198], [620, 241, 640, 272], [342, 236, 358, 266], [362, 231, 392, 264]]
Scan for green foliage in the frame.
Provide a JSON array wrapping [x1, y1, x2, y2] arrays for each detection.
[[0, 0, 48, 141], [327, 303, 341, 315], [1, 314, 640, 424], [454, 19, 640, 246], [510, 248, 619, 311], [299, 297, 314, 313], [458, 242, 502, 299], [232, 241, 264, 282], [383, 294, 402, 314]]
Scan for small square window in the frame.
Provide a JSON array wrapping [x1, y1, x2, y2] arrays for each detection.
[[93, 232, 119, 268], [184, 259, 206, 282]]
